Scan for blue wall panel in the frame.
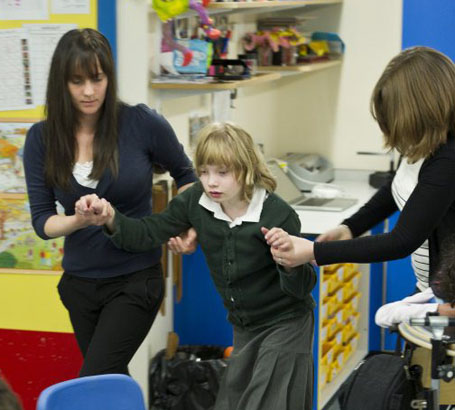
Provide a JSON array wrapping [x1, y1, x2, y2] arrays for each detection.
[[98, 0, 117, 65], [175, 247, 233, 346], [403, 0, 455, 60]]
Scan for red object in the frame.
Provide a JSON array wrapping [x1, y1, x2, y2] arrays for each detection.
[[0, 329, 82, 410], [207, 28, 221, 41], [182, 50, 194, 66]]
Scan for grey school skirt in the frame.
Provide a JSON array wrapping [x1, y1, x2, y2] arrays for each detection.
[[215, 310, 314, 410]]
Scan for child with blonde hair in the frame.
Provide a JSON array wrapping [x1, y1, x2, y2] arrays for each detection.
[[75, 122, 316, 410]]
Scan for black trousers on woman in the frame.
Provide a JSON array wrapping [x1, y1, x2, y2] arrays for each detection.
[[57, 265, 164, 376]]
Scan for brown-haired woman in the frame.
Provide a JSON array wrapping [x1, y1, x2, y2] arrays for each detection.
[[264, 46, 455, 293], [23, 28, 196, 376]]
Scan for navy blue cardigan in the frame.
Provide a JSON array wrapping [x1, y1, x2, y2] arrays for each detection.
[[23, 103, 196, 278]]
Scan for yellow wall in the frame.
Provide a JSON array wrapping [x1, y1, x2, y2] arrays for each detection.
[[0, 273, 72, 333]]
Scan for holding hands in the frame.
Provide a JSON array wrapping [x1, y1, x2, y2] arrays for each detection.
[[262, 223, 353, 268], [261, 227, 315, 268], [75, 194, 115, 231], [74, 194, 197, 251]]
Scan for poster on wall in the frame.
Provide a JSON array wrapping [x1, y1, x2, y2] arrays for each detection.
[[0, 121, 30, 193], [0, 195, 64, 271], [0, 120, 64, 272], [0, 29, 35, 111], [0, 0, 48, 20], [24, 24, 77, 106]]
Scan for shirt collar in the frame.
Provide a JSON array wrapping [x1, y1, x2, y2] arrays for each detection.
[[199, 187, 267, 228]]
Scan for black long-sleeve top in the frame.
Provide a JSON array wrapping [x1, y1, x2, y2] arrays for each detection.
[[314, 134, 455, 280]]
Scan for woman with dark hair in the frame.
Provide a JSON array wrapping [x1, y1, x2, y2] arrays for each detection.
[[23, 28, 196, 376], [264, 46, 455, 294]]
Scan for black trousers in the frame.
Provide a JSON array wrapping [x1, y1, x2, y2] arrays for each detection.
[[57, 265, 164, 376]]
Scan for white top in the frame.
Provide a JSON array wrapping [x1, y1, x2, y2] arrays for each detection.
[[391, 158, 429, 291], [73, 161, 99, 189], [374, 287, 440, 328], [199, 187, 266, 228]]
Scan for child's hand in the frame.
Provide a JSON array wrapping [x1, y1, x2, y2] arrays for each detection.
[[167, 227, 198, 255], [261, 227, 292, 251], [261, 227, 315, 268]]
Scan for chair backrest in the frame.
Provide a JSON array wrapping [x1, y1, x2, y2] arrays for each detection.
[[36, 374, 146, 410]]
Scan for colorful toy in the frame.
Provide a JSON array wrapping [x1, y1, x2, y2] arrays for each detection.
[[153, 0, 221, 66]]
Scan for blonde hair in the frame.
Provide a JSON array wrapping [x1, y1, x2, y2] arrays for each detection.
[[371, 46, 455, 162], [194, 122, 276, 201]]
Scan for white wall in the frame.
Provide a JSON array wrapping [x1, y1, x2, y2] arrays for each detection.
[[115, 0, 403, 397], [273, 0, 402, 170]]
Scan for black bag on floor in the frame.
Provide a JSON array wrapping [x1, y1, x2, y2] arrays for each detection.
[[338, 351, 419, 410], [149, 345, 228, 410]]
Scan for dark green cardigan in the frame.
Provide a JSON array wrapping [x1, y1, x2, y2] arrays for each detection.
[[108, 182, 316, 330]]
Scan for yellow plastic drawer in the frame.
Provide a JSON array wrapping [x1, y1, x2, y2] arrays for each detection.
[[329, 361, 341, 382], [349, 311, 361, 331], [341, 322, 355, 344], [321, 273, 340, 298], [321, 294, 340, 321], [334, 302, 353, 324], [346, 271, 361, 290], [334, 344, 353, 367], [321, 317, 338, 343], [336, 282, 355, 303], [324, 263, 359, 282], [319, 362, 331, 388], [331, 327, 343, 345], [322, 340, 336, 365], [346, 292, 361, 311], [347, 332, 360, 352]]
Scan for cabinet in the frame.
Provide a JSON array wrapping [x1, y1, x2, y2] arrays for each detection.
[[314, 263, 369, 409]]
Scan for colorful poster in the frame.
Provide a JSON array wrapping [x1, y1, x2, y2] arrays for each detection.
[[0, 195, 64, 271], [0, 121, 32, 193]]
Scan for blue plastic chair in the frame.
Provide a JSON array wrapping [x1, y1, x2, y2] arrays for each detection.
[[36, 374, 146, 410]]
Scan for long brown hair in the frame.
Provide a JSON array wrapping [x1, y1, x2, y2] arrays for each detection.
[[44, 28, 119, 190], [194, 122, 276, 202], [371, 46, 455, 162]]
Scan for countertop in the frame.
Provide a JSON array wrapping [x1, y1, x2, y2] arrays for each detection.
[[297, 169, 378, 235]]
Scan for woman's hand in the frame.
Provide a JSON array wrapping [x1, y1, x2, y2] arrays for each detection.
[[261, 227, 315, 268], [316, 224, 353, 242], [75, 194, 115, 229], [167, 227, 198, 255]]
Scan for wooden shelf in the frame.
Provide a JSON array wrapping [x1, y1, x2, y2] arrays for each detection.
[[257, 59, 342, 73], [208, 0, 342, 10], [150, 72, 280, 90], [153, 0, 343, 19], [150, 60, 342, 93]]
